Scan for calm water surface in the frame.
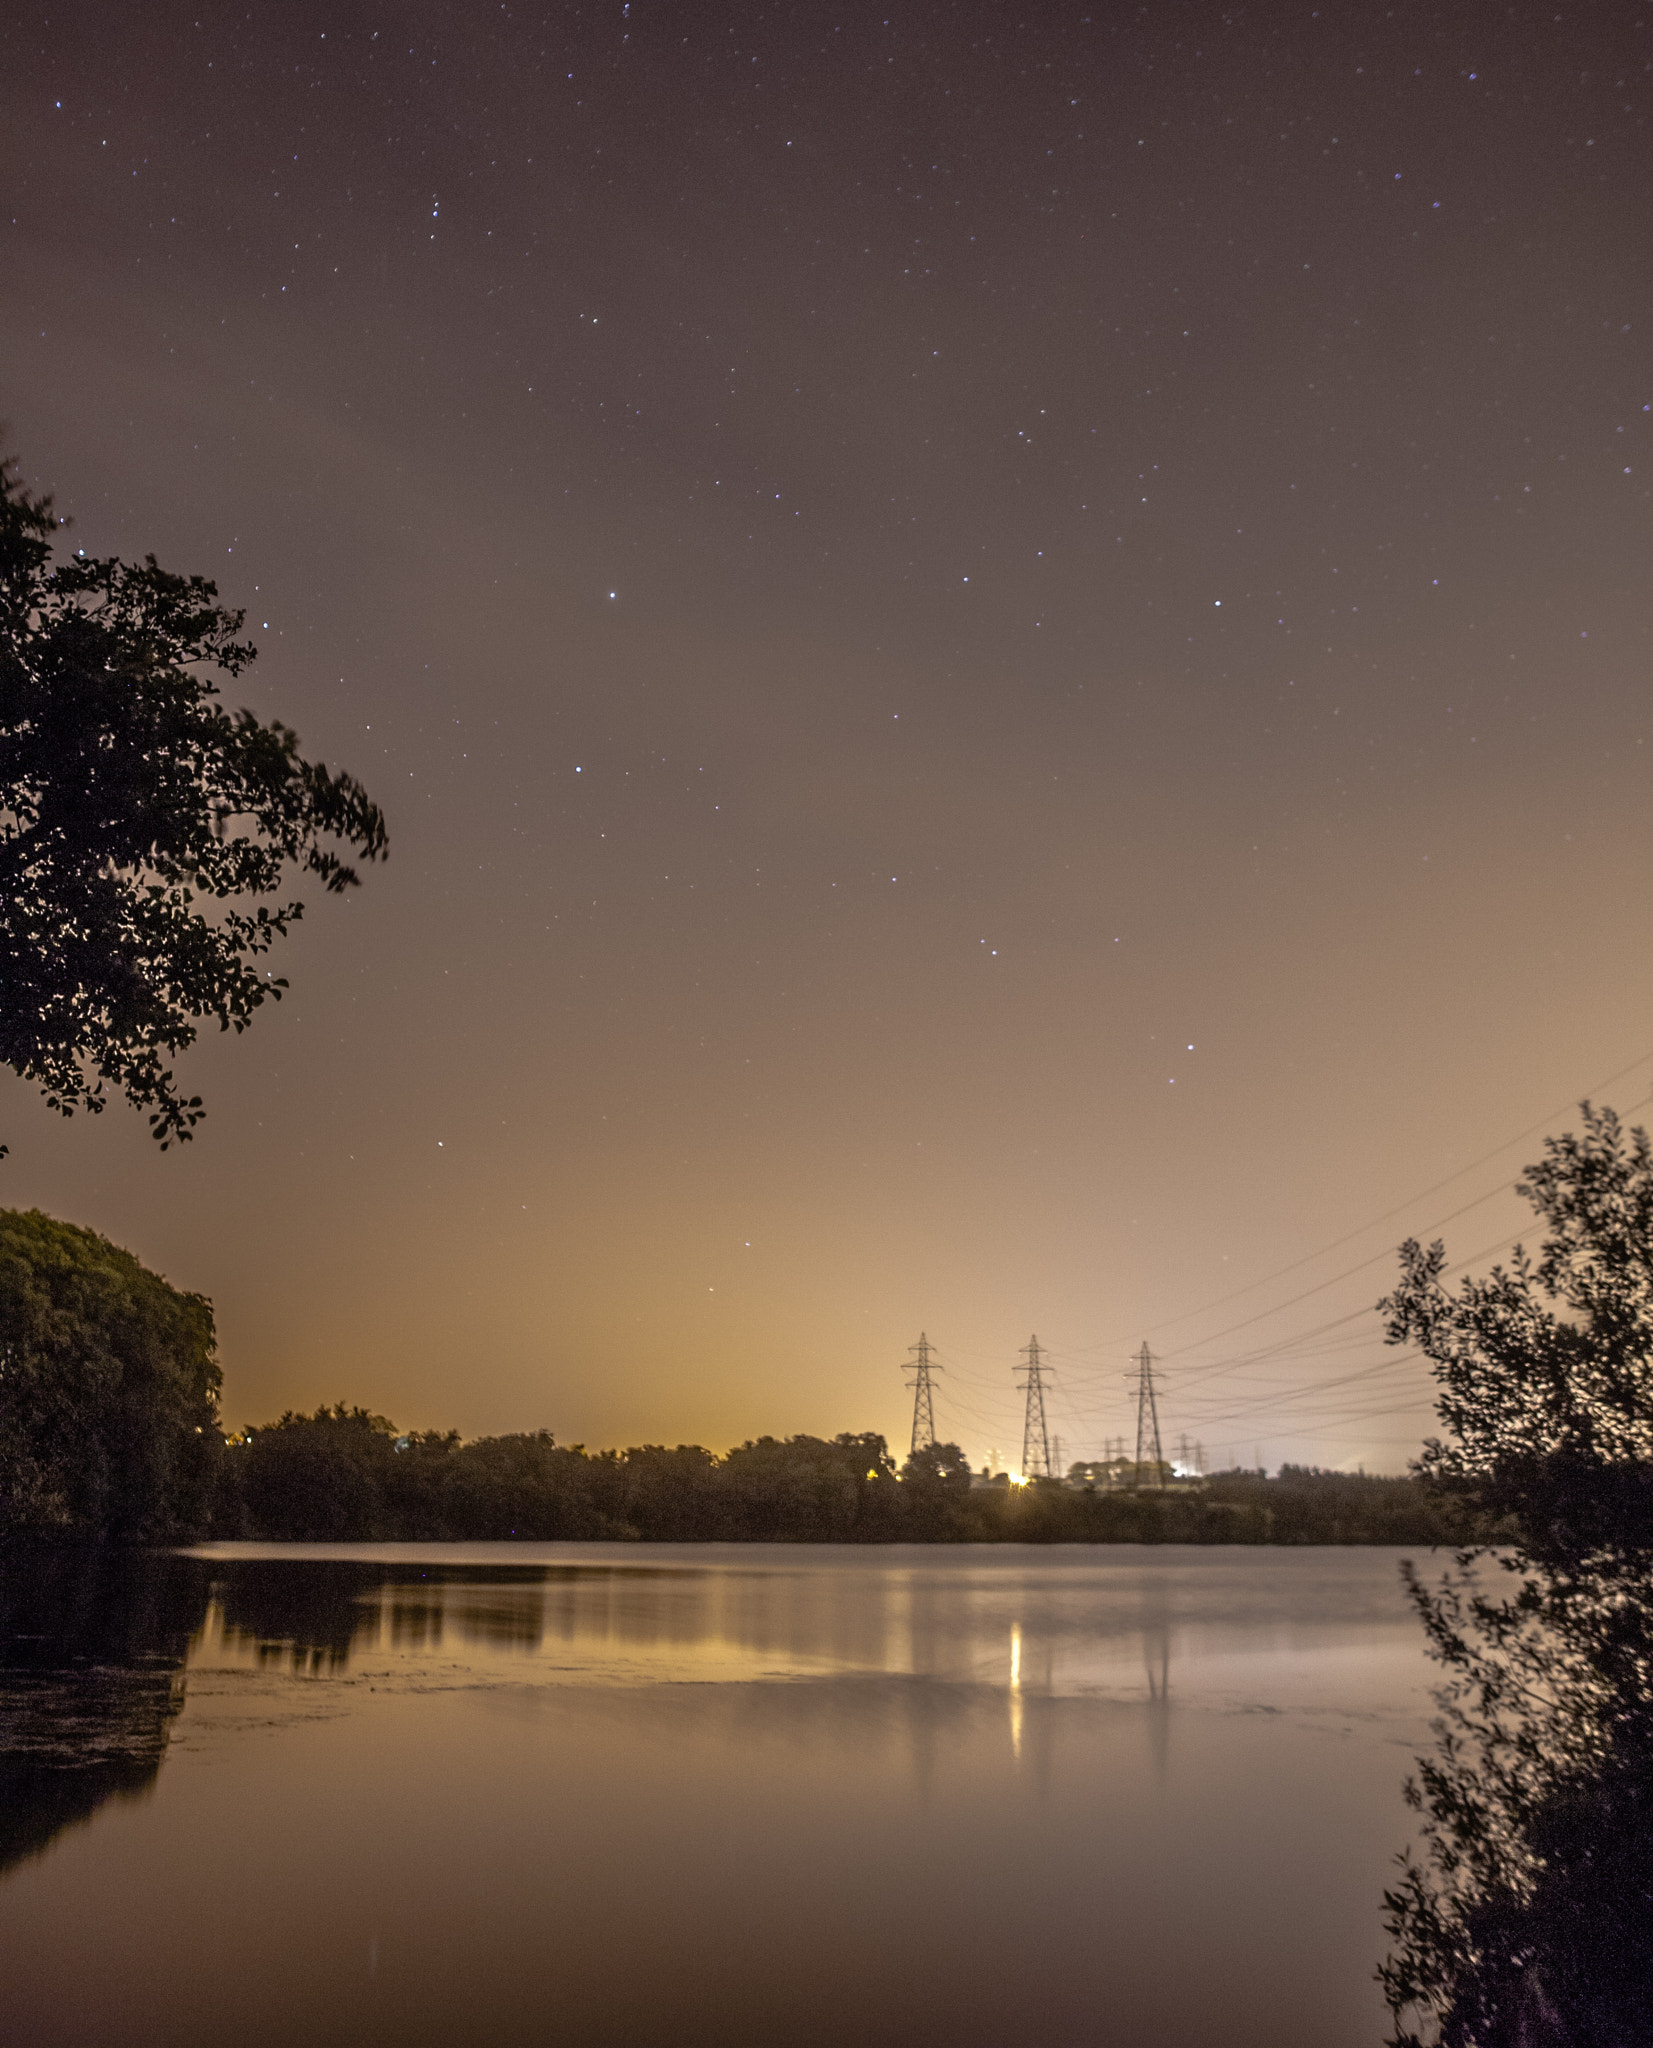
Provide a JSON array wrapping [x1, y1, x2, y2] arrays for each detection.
[[0, 1544, 1437, 2047]]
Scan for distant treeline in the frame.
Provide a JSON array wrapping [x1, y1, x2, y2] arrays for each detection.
[[204, 1406, 1475, 1546], [0, 1210, 1475, 1549]]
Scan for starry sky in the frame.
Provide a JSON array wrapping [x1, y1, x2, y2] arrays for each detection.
[[3, 0, 1650, 1472]]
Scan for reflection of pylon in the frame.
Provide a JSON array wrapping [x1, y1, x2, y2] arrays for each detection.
[[1017, 1335, 1054, 1479], [1131, 1342, 1166, 1490], [905, 1332, 940, 1455]]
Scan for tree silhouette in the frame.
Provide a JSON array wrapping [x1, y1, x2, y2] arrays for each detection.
[[1379, 1103, 1653, 2047], [0, 455, 386, 1149], [0, 1208, 223, 1541]]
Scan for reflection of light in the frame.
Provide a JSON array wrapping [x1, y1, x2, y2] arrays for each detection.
[[1010, 1625, 1021, 1690], [1009, 1624, 1023, 1758]]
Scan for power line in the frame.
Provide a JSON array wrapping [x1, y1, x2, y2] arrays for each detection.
[[1177, 1350, 1428, 1430], [1089, 1056, 1653, 1352], [1154, 1215, 1564, 1435], [1158, 1189, 1627, 1399]]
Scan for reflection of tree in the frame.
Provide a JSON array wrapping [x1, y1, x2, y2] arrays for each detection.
[[212, 1558, 385, 1669], [0, 1547, 208, 1875], [209, 1559, 633, 1666]]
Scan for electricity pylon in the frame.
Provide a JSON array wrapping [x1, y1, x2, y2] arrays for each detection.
[[1017, 1335, 1053, 1479], [905, 1332, 940, 1456], [1131, 1342, 1166, 1489]]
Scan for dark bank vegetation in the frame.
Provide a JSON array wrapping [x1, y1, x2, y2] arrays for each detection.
[[0, 1209, 221, 1542], [214, 1412, 1471, 1546], [1379, 1105, 1653, 2048]]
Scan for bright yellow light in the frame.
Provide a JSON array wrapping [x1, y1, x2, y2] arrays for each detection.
[[1009, 1472, 1028, 1487]]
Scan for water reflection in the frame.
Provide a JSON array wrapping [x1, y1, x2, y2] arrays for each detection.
[[0, 1547, 209, 1875], [183, 1543, 1411, 1693], [0, 1546, 1432, 2048]]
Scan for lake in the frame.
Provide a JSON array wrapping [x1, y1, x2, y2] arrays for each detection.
[[0, 1544, 1439, 2047]]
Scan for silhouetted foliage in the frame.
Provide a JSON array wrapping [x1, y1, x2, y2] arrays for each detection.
[[0, 1208, 222, 1540], [1228, 1464, 1473, 1546], [621, 1443, 727, 1540], [218, 1413, 1462, 1547], [898, 1440, 977, 1538], [720, 1432, 901, 1540], [901, 1440, 973, 1490], [1378, 1104, 1653, 2048], [0, 454, 386, 1150], [236, 1404, 402, 1541]]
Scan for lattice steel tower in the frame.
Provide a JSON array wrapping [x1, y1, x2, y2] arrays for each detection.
[[1132, 1342, 1166, 1489], [905, 1332, 940, 1456], [1017, 1335, 1054, 1480]]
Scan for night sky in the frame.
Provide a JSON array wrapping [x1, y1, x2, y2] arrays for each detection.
[[4, 0, 1649, 1471]]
